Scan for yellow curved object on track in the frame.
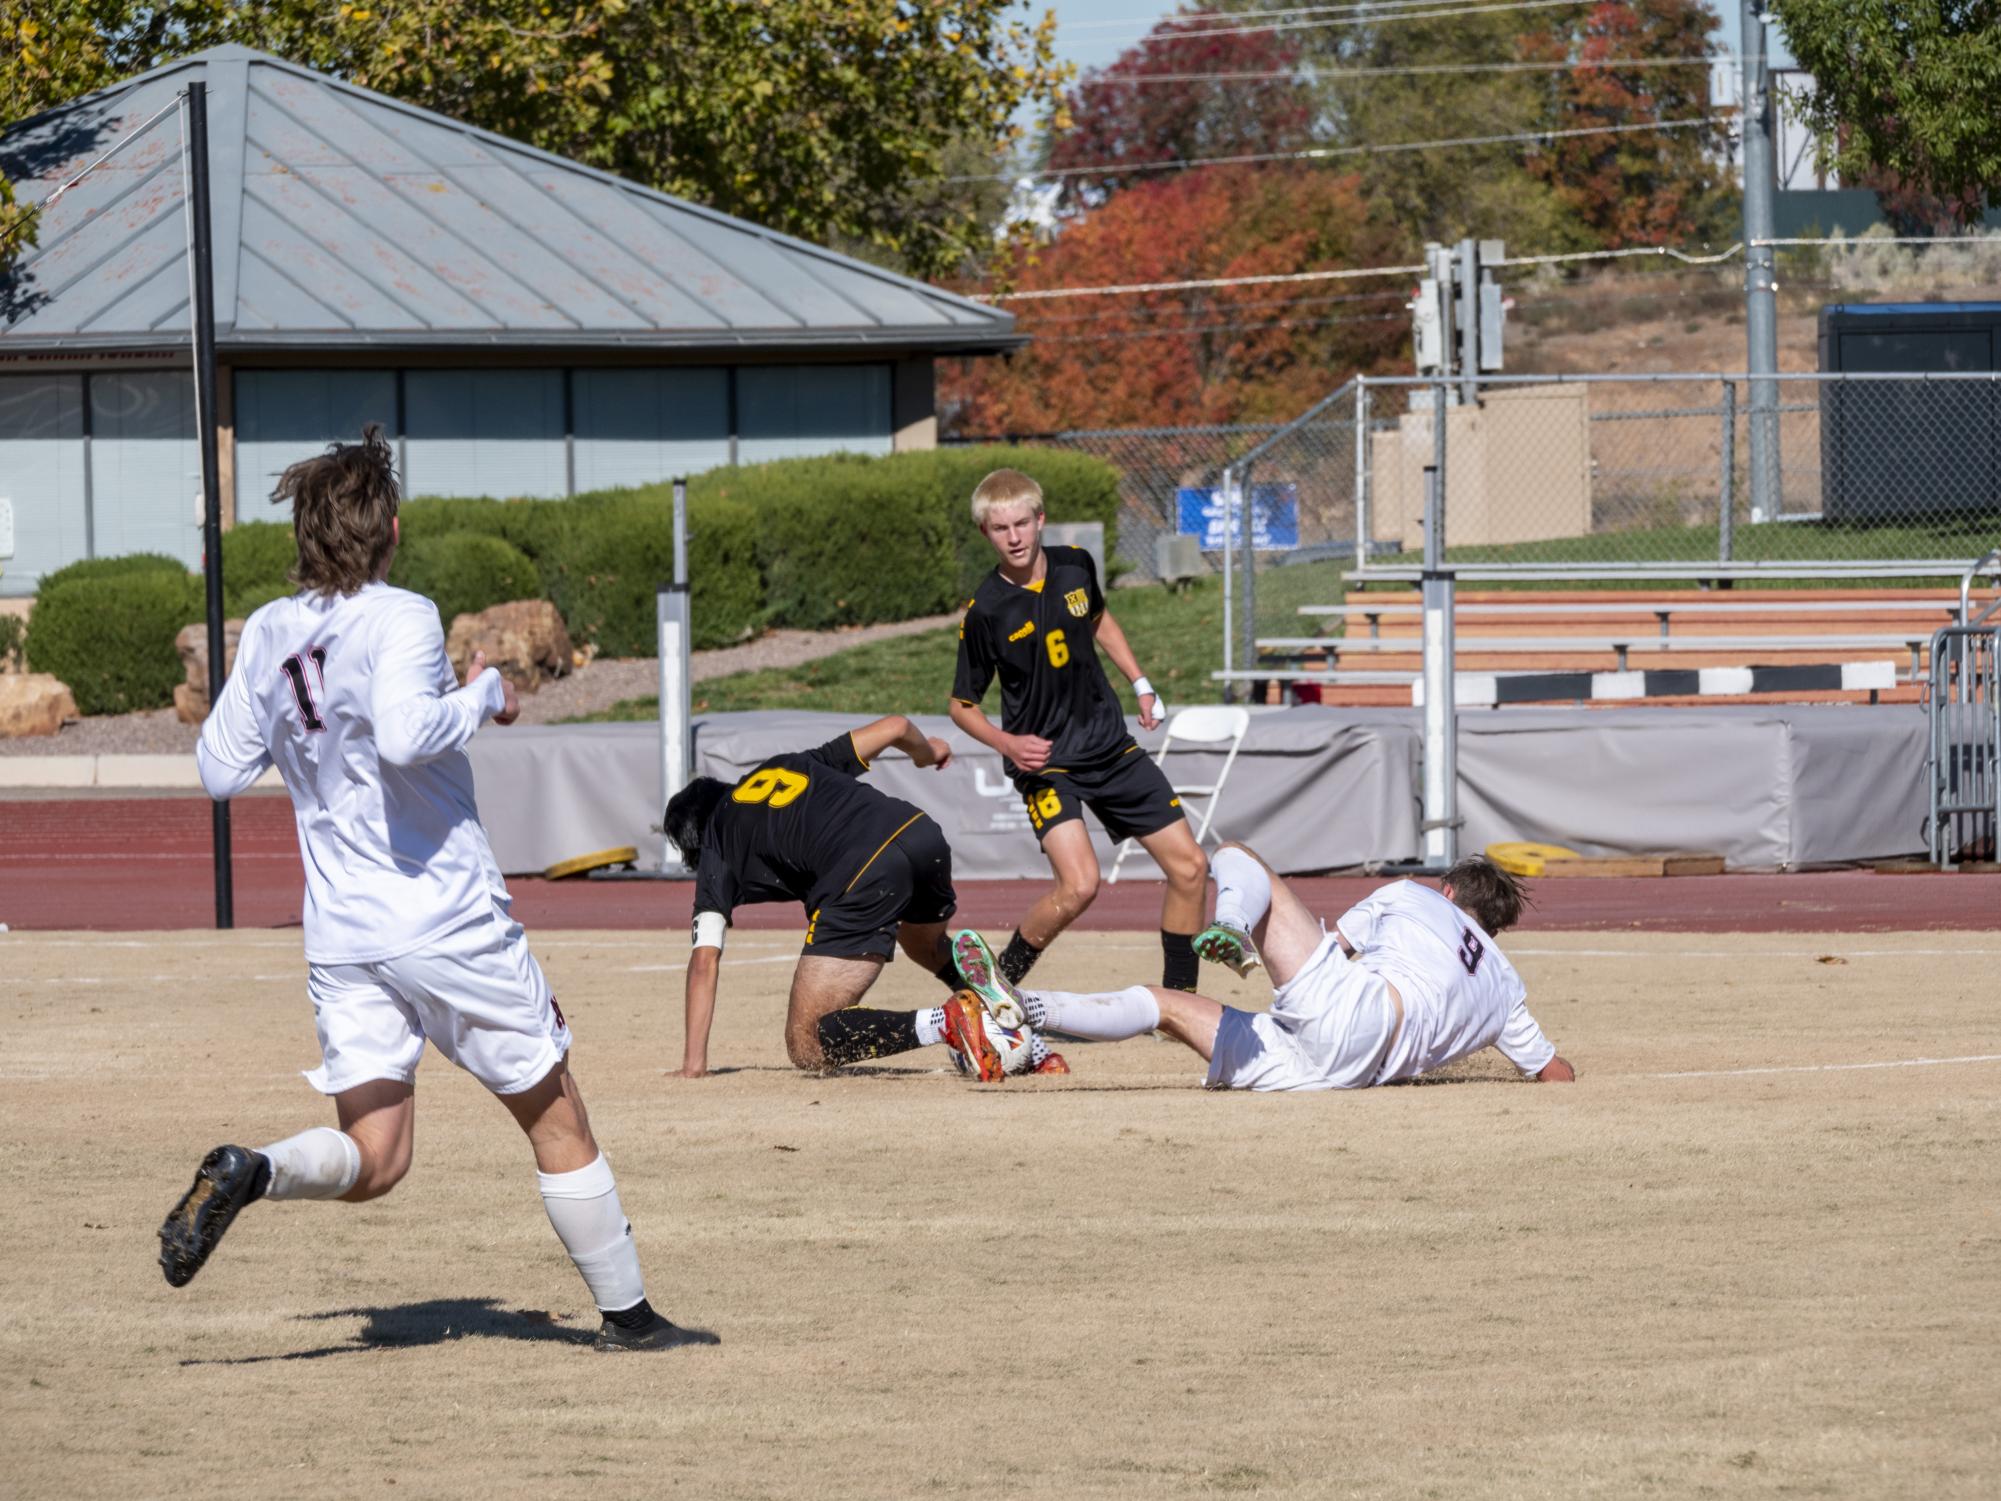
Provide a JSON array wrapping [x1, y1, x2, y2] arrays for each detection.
[[544, 846, 640, 880], [1484, 841, 1581, 878]]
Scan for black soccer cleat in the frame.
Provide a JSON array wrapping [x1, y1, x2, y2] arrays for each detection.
[[593, 1311, 722, 1353], [158, 1144, 269, 1288]]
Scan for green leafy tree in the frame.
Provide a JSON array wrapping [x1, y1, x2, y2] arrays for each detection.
[[1771, 0, 2001, 227], [3, 0, 1065, 280]]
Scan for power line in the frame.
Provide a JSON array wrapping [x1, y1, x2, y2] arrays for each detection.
[[1065, 0, 1621, 43], [988, 240, 1748, 304], [1030, 311, 1408, 344], [1020, 287, 1414, 326], [965, 114, 1729, 185], [1062, 0, 1533, 31], [1074, 56, 1730, 86]]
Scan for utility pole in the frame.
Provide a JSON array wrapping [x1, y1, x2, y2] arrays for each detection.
[[187, 81, 232, 930], [1740, 0, 1781, 524]]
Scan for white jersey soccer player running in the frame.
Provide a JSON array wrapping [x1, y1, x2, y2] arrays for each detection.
[[156, 426, 714, 1352], [951, 843, 1574, 1091]]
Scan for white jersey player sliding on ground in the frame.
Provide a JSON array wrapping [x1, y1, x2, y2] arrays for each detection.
[[157, 426, 714, 1352], [952, 844, 1574, 1090]]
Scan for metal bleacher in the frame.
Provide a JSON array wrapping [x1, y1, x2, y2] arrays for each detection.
[[1236, 587, 2001, 708]]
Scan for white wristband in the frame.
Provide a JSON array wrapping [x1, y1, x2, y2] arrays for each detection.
[[1131, 676, 1155, 699], [692, 911, 727, 951]]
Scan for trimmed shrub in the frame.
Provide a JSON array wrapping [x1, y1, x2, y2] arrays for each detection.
[[219, 522, 298, 605], [36, 551, 187, 596], [28, 571, 204, 715], [0, 612, 23, 672], [231, 581, 300, 618], [546, 493, 763, 654], [388, 532, 541, 628]]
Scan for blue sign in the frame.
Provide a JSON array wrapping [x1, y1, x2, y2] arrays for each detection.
[[1176, 484, 1300, 550]]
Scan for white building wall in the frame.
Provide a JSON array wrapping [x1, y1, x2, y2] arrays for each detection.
[[0, 374, 88, 595]]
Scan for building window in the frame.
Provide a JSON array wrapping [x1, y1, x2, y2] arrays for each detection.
[[404, 369, 567, 499], [737, 364, 892, 464], [572, 368, 731, 492], [0, 374, 87, 595], [235, 370, 397, 510], [89, 372, 199, 566]]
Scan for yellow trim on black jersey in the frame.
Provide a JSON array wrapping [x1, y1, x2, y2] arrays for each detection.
[[848, 729, 871, 771], [1026, 578, 1046, 593], [843, 812, 925, 894]]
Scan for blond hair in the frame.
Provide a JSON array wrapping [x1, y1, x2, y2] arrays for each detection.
[[276, 424, 400, 597], [970, 468, 1044, 527]]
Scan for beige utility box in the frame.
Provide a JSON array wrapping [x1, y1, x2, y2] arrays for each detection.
[[1371, 383, 1592, 549]]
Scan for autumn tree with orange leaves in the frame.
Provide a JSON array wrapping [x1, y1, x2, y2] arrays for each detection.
[[943, 166, 1408, 435]]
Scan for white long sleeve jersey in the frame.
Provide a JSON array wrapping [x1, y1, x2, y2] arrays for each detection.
[[196, 582, 509, 966], [1334, 880, 1556, 1082]]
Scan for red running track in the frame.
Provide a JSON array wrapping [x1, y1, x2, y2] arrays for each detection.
[[1, 795, 1996, 934]]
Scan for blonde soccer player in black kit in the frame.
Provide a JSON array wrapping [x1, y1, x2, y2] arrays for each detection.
[[948, 468, 1210, 1000]]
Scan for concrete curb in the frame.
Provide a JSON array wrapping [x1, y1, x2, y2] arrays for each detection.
[[0, 754, 282, 790]]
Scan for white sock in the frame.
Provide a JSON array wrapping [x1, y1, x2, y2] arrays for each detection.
[[914, 1008, 946, 1048], [1034, 986, 1161, 1042], [1210, 847, 1272, 935], [538, 1153, 647, 1313], [257, 1126, 361, 1201]]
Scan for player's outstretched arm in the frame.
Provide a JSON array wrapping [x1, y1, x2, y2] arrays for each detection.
[[849, 714, 952, 771], [372, 606, 511, 767], [1092, 607, 1163, 731], [679, 942, 721, 1078]]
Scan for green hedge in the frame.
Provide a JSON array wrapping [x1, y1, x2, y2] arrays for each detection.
[[36, 552, 186, 595], [219, 522, 298, 609], [26, 445, 1124, 713], [28, 571, 203, 715], [387, 532, 541, 629]]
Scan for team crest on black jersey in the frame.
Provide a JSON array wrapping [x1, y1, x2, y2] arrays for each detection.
[[1064, 588, 1090, 618]]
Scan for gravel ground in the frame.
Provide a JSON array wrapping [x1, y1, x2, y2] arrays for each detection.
[[0, 609, 958, 755]]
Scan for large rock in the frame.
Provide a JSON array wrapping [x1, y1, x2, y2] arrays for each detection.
[[447, 600, 572, 694], [0, 673, 79, 738], [174, 619, 245, 725]]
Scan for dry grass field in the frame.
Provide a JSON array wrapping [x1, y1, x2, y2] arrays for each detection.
[[3, 927, 1998, 1500]]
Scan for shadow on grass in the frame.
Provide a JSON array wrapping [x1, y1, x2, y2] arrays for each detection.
[[179, 1297, 716, 1365]]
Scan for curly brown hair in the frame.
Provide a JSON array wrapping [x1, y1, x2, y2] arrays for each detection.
[[276, 424, 400, 597], [1442, 855, 1531, 935]]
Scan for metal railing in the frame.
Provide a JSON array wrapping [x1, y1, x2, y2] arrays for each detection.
[[1927, 548, 2001, 866]]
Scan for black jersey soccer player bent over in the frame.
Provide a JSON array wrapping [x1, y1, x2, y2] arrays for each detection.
[[948, 468, 1209, 992], [663, 714, 1049, 1080]]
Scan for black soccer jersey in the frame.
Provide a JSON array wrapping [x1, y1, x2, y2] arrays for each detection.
[[951, 543, 1128, 771], [692, 734, 928, 923]]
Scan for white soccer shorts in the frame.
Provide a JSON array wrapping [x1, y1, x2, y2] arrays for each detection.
[[303, 899, 571, 1097], [1206, 930, 1400, 1092]]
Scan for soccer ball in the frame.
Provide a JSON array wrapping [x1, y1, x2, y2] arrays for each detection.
[[947, 1006, 1036, 1077]]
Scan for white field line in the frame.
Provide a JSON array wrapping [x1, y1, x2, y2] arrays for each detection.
[[1652, 1053, 2001, 1080]]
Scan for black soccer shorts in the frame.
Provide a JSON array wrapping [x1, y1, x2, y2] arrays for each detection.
[[803, 816, 957, 961], [1013, 744, 1184, 847]]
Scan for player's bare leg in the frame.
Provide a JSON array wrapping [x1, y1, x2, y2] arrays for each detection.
[[1198, 842, 1322, 987], [784, 955, 889, 1070], [1137, 819, 1208, 990], [335, 1078, 416, 1200], [1001, 819, 1099, 981], [502, 1059, 717, 1352]]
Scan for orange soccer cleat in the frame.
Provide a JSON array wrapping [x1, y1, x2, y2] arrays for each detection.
[[1025, 1050, 1070, 1076], [941, 991, 1006, 1082]]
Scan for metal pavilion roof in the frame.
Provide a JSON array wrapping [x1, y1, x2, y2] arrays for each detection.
[[0, 45, 1022, 357]]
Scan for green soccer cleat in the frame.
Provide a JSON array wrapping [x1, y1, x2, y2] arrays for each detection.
[[949, 930, 1028, 1029], [1193, 923, 1262, 978]]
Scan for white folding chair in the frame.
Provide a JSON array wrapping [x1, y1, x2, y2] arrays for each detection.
[[1107, 704, 1251, 883]]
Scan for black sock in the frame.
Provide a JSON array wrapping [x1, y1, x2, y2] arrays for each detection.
[[602, 1297, 656, 1329], [933, 957, 962, 990], [999, 930, 1043, 986], [1161, 930, 1199, 991], [816, 1007, 924, 1065]]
